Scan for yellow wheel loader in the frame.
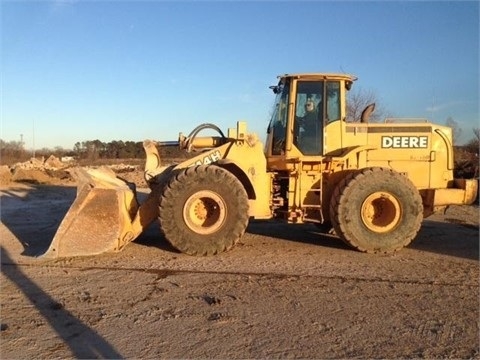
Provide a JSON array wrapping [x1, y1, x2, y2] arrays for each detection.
[[42, 73, 478, 258]]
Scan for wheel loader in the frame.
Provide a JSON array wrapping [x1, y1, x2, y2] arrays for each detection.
[[42, 73, 478, 258]]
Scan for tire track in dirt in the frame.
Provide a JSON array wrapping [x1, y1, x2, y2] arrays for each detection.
[[3, 262, 478, 289]]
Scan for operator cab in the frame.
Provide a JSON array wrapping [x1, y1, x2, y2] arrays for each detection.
[[266, 73, 354, 166]]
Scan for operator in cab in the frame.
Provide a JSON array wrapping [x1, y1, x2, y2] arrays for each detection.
[[295, 97, 322, 155]]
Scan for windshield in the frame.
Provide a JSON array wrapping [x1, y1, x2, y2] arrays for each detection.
[[268, 80, 289, 155]]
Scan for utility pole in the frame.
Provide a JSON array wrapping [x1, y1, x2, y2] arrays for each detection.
[[20, 134, 24, 158], [32, 119, 35, 159]]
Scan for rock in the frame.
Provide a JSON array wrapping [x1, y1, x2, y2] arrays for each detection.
[[11, 168, 52, 184], [0, 165, 12, 185], [44, 155, 65, 169]]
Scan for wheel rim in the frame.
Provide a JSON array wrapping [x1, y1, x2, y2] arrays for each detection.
[[361, 192, 401, 233], [183, 190, 226, 235]]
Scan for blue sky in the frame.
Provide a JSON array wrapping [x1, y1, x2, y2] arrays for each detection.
[[2, 0, 479, 150]]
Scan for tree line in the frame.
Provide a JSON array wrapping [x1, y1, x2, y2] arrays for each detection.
[[73, 140, 146, 160], [0, 139, 143, 161], [0, 139, 188, 166]]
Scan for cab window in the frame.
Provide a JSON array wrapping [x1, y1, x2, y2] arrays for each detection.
[[326, 81, 341, 122], [268, 81, 289, 155]]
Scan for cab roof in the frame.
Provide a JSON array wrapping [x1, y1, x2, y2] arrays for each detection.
[[278, 73, 357, 82]]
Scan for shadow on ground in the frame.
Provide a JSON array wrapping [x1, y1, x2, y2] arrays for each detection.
[[1, 246, 123, 358], [246, 218, 479, 261], [0, 184, 76, 257]]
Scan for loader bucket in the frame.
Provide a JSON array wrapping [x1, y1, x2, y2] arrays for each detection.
[[41, 167, 140, 259]]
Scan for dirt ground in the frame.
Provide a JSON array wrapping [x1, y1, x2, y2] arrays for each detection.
[[1, 172, 479, 359]]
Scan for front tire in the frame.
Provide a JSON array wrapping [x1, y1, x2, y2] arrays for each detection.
[[329, 168, 423, 253], [158, 165, 249, 256]]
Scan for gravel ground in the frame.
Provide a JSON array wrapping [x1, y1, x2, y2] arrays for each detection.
[[1, 180, 478, 359]]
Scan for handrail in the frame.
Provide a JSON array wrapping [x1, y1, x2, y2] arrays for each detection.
[[384, 118, 430, 123]]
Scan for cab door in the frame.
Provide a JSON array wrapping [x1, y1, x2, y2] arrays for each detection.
[[291, 80, 325, 156]]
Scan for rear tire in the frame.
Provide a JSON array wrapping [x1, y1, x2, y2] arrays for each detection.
[[158, 165, 249, 256], [329, 168, 423, 253]]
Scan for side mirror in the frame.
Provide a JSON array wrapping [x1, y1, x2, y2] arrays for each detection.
[[269, 85, 279, 94]]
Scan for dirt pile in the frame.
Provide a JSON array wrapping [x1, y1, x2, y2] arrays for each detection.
[[110, 164, 147, 187], [1, 157, 146, 187], [0, 156, 74, 185]]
